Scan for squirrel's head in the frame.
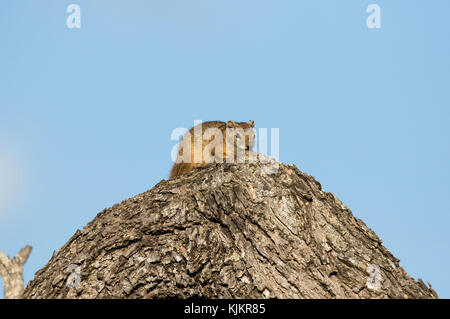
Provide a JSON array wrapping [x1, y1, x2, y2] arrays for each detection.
[[226, 120, 255, 151]]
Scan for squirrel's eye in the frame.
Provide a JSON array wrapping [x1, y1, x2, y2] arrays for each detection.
[[235, 133, 241, 139]]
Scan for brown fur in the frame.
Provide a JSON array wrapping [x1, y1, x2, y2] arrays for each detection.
[[170, 120, 255, 179]]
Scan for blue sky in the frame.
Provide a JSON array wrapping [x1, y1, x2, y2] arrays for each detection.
[[1, 0, 449, 298]]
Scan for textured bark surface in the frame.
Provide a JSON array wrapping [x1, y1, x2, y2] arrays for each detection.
[[23, 160, 438, 299], [0, 246, 32, 299]]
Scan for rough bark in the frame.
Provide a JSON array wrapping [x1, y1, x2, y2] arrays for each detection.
[[23, 159, 438, 299], [0, 246, 32, 299]]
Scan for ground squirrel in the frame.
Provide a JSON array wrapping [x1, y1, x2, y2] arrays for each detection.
[[170, 120, 256, 179]]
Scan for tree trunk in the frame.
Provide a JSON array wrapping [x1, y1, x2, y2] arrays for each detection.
[[23, 160, 439, 298], [0, 246, 32, 299]]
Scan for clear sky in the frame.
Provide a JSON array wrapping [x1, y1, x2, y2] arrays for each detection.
[[1, 0, 449, 298]]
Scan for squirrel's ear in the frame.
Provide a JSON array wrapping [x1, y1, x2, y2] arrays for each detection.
[[227, 120, 235, 128], [249, 120, 254, 127]]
